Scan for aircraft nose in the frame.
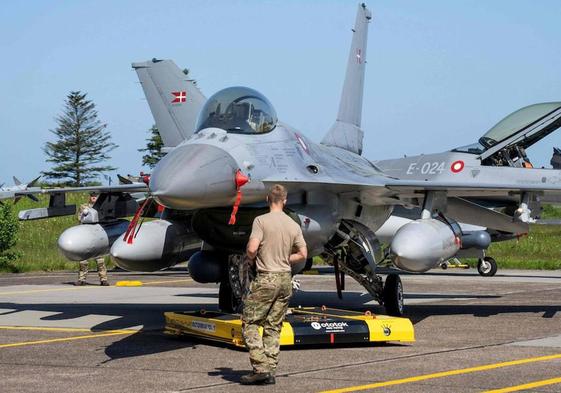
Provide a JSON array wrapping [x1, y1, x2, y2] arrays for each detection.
[[150, 144, 238, 209]]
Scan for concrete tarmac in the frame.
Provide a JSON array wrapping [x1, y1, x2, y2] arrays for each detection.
[[1, 268, 561, 392]]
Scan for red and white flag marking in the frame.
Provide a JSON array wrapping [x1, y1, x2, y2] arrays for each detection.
[[171, 91, 187, 103]]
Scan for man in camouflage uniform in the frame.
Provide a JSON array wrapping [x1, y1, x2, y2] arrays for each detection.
[[240, 184, 307, 385], [75, 192, 109, 286]]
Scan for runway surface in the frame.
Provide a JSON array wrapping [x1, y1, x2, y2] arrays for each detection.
[[1, 268, 561, 392]]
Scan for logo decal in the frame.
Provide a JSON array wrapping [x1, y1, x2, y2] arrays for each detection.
[[309, 321, 348, 332], [382, 324, 391, 336], [450, 160, 464, 173], [171, 91, 187, 103]]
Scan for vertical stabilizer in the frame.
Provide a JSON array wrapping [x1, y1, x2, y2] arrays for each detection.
[[321, 3, 371, 154], [132, 59, 206, 148]]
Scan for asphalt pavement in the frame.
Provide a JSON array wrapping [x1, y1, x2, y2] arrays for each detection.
[[1, 267, 561, 392]]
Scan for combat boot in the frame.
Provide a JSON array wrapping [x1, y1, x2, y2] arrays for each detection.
[[100, 281, 110, 286], [240, 372, 272, 385], [74, 281, 86, 286], [264, 374, 276, 384]]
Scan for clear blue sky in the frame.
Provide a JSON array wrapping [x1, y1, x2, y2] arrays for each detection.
[[1, 1, 560, 184]]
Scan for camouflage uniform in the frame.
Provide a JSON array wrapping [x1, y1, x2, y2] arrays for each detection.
[[77, 202, 108, 284], [242, 271, 292, 374], [78, 257, 108, 283]]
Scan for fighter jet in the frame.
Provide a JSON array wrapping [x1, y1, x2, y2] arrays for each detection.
[[373, 100, 561, 276], [0, 177, 41, 204], [10, 4, 561, 317], [108, 3, 561, 317]]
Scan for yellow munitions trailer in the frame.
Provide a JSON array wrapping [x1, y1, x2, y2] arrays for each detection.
[[164, 306, 414, 348]]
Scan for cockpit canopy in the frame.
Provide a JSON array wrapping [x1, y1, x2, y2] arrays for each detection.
[[454, 102, 561, 155], [195, 86, 278, 134]]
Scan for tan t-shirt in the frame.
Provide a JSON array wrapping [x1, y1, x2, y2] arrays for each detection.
[[249, 211, 307, 273]]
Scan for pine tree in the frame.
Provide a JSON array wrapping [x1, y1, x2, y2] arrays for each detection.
[[139, 125, 165, 168], [42, 91, 117, 186]]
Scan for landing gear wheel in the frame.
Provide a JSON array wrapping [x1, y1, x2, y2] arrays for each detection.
[[218, 279, 241, 313], [440, 262, 448, 270], [477, 256, 497, 277], [383, 273, 404, 317]]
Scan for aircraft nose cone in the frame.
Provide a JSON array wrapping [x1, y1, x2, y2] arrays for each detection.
[[150, 144, 238, 209]]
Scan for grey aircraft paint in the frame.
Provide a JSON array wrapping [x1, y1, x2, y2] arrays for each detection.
[[5, 4, 561, 315]]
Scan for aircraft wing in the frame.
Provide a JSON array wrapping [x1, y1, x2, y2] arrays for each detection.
[[2, 182, 149, 221], [7, 183, 148, 198], [263, 172, 561, 233], [263, 176, 561, 199]]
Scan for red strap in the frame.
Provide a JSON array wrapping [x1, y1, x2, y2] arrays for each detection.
[[228, 169, 249, 225], [123, 198, 152, 244], [228, 189, 242, 225]]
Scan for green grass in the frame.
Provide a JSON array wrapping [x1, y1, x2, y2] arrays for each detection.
[[2, 198, 561, 272], [471, 224, 561, 270], [1, 193, 112, 273], [540, 204, 561, 219]]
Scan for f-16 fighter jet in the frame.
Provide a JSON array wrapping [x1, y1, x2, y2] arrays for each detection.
[[115, 3, 561, 316], [9, 4, 561, 317]]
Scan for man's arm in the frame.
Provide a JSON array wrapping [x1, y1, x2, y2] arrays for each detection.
[[290, 227, 308, 264], [246, 218, 263, 265], [289, 246, 307, 264], [246, 237, 260, 264]]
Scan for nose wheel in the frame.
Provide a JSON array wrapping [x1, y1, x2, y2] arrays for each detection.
[[383, 273, 404, 317], [477, 256, 497, 277]]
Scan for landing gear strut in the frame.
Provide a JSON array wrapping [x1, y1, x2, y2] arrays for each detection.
[[326, 220, 405, 317]]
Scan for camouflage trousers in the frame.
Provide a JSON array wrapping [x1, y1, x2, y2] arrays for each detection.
[[242, 271, 292, 374], [78, 257, 108, 283]]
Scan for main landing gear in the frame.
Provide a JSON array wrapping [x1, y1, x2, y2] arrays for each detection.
[[218, 254, 252, 313], [326, 220, 405, 317]]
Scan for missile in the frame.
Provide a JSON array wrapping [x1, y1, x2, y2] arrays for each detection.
[[390, 218, 461, 272], [110, 219, 201, 271], [58, 220, 130, 261]]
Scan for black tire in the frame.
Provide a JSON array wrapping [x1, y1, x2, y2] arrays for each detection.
[[441, 263, 448, 270], [218, 279, 241, 313], [383, 273, 404, 317], [477, 256, 498, 277]]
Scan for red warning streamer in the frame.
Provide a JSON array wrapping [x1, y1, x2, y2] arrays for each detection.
[[228, 169, 250, 225], [123, 198, 152, 244]]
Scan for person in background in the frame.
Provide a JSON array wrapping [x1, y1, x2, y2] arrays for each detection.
[[75, 192, 109, 286]]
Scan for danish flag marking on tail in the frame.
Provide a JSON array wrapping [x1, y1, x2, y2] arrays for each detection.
[[171, 91, 187, 103]]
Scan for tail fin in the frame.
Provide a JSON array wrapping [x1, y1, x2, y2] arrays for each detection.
[[321, 3, 371, 155], [132, 59, 206, 148]]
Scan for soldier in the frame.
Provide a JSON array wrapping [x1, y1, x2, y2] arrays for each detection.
[[75, 192, 109, 286], [240, 184, 307, 385]]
